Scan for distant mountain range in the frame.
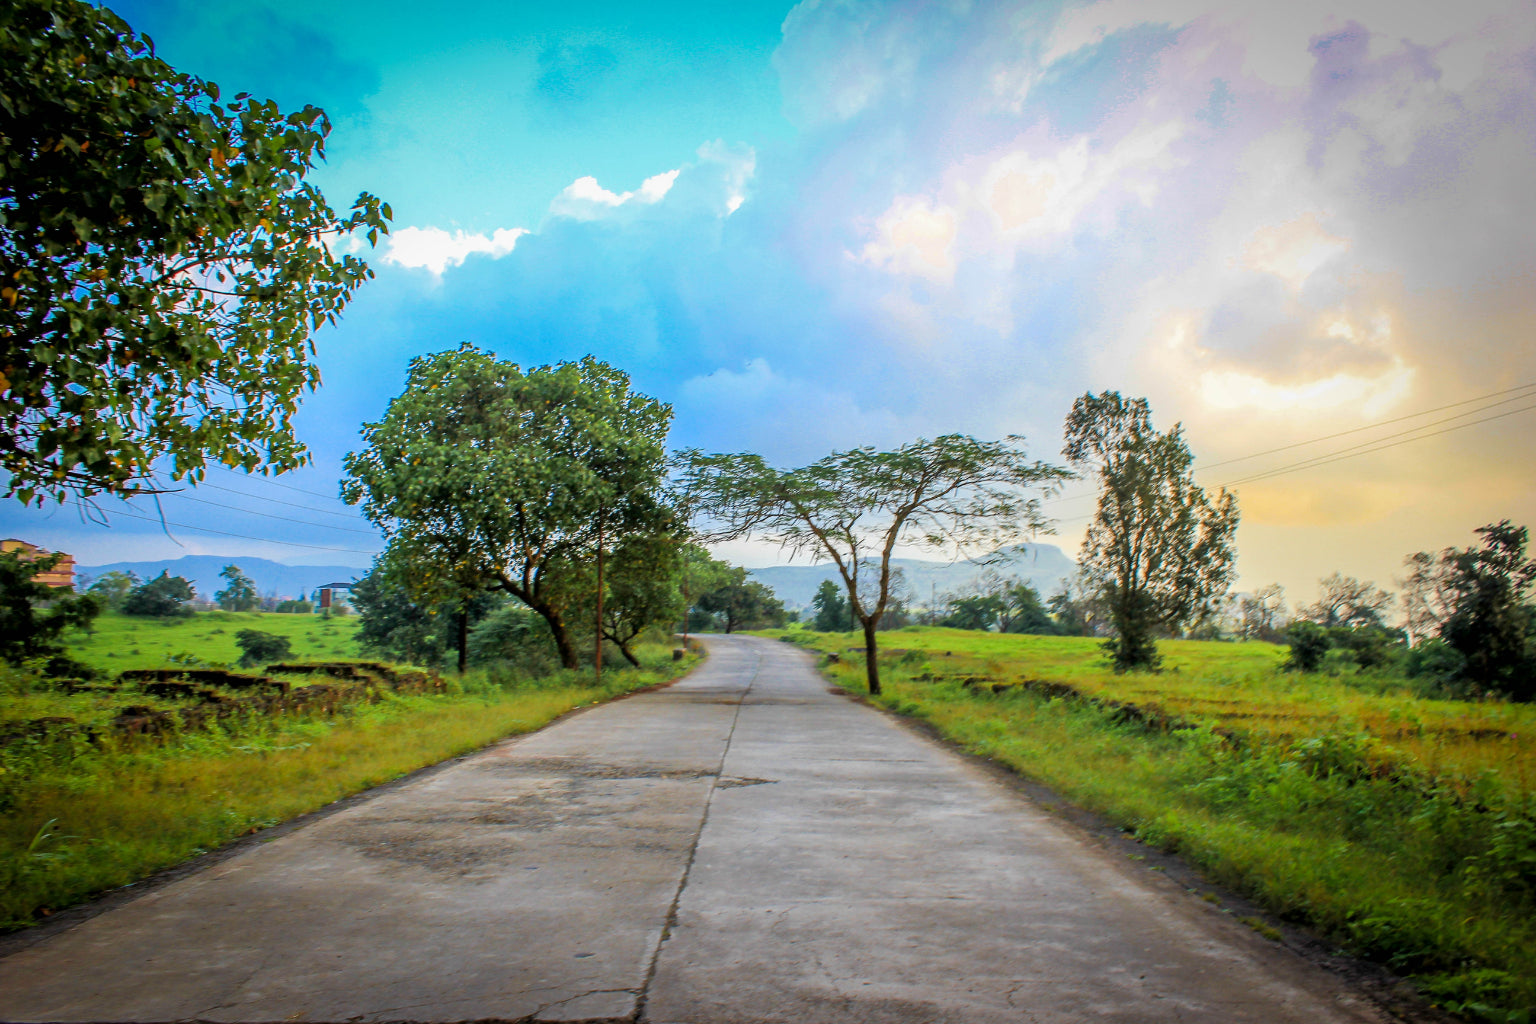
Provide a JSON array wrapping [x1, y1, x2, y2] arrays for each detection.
[[75, 556, 363, 601], [747, 543, 1076, 610], [76, 544, 1077, 610]]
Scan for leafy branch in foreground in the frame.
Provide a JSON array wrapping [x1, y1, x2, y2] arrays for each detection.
[[0, 0, 390, 504], [681, 435, 1069, 694]]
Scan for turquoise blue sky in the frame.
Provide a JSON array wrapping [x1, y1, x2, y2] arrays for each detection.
[[7, 0, 1535, 603]]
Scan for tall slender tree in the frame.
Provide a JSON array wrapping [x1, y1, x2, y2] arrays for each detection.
[[1063, 392, 1238, 671]]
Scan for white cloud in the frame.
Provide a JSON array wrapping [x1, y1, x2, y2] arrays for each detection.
[[382, 226, 528, 276], [549, 169, 681, 220]]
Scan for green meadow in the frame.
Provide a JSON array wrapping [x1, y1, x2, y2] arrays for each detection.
[[68, 610, 365, 673], [768, 626, 1536, 1023]]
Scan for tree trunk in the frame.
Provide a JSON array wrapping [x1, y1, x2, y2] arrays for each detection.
[[617, 640, 641, 668], [594, 516, 604, 684], [863, 616, 881, 695], [457, 605, 469, 675]]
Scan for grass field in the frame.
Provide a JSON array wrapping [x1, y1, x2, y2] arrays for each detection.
[[1, 613, 698, 931], [67, 610, 364, 673], [767, 626, 1536, 1023]]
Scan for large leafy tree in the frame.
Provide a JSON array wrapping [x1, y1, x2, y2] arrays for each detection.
[[1063, 392, 1239, 671], [0, 0, 389, 504], [343, 345, 673, 669], [683, 435, 1067, 694]]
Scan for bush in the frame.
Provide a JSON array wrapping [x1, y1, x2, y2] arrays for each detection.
[[234, 630, 291, 668], [1283, 621, 1331, 672], [465, 607, 560, 675]]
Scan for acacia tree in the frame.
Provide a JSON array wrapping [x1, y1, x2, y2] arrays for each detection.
[[682, 435, 1068, 694], [342, 345, 673, 670], [0, 0, 390, 504], [1064, 392, 1238, 671]]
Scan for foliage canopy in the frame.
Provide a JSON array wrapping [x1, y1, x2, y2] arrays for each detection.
[[343, 345, 675, 669], [0, 0, 389, 504]]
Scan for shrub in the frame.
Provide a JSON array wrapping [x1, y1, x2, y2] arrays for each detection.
[[234, 630, 291, 668]]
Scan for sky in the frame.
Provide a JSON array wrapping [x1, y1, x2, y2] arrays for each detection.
[[5, 0, 1535, 611]]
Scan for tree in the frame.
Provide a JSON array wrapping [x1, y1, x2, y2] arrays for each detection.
[[1413, 521, 1536, 699], [600, 531, 687, 665], [683, 435, 1067, 694], [343, 346, 673, 670], [0, 548, 99, 665], [999, 580, 1056, 635], [1063, 392, 1239, 672], [695, 571, 787, 634], [677, 544, 737, 643], [1236, 584, 1287, 642], [214, 564, 259, 612], [939, 592, 1006, 631], [121, 570, 193, 617], [350, 543, 499, 670], [1298, 573, 1393, 629], [234, 629, 290, 668], [0, 0, 390, 505], [811, 578, 853, 632], [85, 569, 137, 611]]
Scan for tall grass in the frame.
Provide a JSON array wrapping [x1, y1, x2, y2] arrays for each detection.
[[0, 648, 695, 930], [771, 627, 1536, 1024]]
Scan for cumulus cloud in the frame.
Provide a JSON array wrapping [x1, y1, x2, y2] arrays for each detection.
[[382, 226, 529, 276], [549, 169, 681, 220]]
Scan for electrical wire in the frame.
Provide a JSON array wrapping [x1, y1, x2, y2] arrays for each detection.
[[1198, 380, 1536, 470], [86, 504, 379, 555], [194, 481, 365, 520], [1220, 401, 1536, 487], [207, 464, 350, 502], [166, 493, 379, 534]]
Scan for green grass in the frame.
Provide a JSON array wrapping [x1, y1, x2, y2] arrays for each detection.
[[65, 610, 363, 673], [767, 626, 1536, 1024], [0, 645, 697, 931]]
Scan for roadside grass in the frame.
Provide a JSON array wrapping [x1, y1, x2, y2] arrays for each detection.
[[766, 626, 1536, 1023], [0, 646, 696, 931], [66, 611, 363, 674]]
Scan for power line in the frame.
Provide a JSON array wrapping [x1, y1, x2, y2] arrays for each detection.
[[167, 493, 380, 534], [1221, 401, 1536, 487], [87, 504, 380, 555], [193, 482, 364, 521], [207, 464, 349, 503], [1198, 379, 1536, 469], [1050, 394, 1536, 524], [1047, 381, 1536, 512]]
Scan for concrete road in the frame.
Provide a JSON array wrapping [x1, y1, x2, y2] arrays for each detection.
[[0, 635, 1393, 1023]]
